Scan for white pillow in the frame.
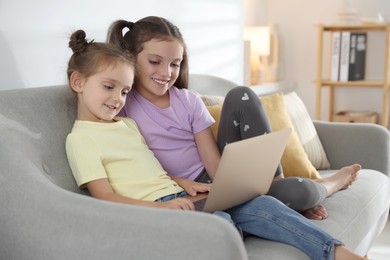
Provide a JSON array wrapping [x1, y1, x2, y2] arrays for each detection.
[[283, 92, 330, 170]]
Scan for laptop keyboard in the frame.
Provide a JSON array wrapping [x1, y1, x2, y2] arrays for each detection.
[[193, 198, 207, 211]]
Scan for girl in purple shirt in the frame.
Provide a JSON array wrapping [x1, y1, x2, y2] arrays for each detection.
[[109, 16, 361, 219], [105, 16, 366, 260]]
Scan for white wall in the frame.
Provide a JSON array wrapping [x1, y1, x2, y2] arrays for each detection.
[[0, 0, 243, 90], [246, 0, 390, 122]]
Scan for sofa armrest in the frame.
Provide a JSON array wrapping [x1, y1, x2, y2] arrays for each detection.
[[0, 149, 247, 260], [313, 120, 390, 176]]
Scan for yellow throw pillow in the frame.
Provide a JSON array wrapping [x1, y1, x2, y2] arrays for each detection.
[[260, 92, 321, 179], [202, 95, 224, 141], [206, 105, 222, 141]]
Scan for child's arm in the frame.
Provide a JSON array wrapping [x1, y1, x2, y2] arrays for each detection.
[[86, 178, 195, 210], [194, 127, 221, 179]]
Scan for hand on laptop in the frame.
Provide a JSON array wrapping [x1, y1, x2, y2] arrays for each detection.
[[186, 181, 211, 197], [169, 175, 211, 197], [158, 198, 196, 211]]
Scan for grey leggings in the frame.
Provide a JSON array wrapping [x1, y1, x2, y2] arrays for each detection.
[[198, 86, 326, 212]]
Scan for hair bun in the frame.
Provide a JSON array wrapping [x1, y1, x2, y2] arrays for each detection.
[[69, 30, 93, 54]]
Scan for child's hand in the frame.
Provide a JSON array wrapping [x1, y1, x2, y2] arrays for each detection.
[[160, 198, 195, 211], [185, 181, 211, 197], [169, 175, 211, 197], [174, 177, 211, 197]]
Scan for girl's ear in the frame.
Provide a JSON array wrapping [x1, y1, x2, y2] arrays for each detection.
[[70, 71, 85, 93]]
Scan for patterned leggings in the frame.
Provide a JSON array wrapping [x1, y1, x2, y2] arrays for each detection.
[[198, 86, 326, 212]]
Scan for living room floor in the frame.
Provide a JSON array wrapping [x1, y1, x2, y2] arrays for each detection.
[[367, 215, 390, 259]]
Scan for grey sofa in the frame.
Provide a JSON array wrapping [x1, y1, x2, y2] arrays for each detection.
[[0, 74, 389, 260]]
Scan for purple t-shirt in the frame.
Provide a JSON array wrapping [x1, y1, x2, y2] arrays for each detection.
[[119, 87, 215, 180]]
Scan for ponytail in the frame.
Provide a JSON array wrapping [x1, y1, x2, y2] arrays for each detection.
[[107, 20, 134, 51]]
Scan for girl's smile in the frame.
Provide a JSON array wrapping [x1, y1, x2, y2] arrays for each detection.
[[151, 77, 170, 87], [104, 102, 120, 111]]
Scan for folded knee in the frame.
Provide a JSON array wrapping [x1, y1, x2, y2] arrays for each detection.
[[226, 86, 257, 99]]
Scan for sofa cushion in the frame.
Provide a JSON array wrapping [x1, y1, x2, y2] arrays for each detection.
[[206, 105, 222, 140], [245, 169, 390, 258], [200, 94, 225, 106], [260, 92, 320, 179], [199, 95, 223, 139], [284, 92, 330, 170], [201, 92, 321, 179]]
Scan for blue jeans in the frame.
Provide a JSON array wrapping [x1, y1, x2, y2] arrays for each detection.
[[158, 193, 342, 260], [227, 195, 342, 260], [156, 191, 189, 202]]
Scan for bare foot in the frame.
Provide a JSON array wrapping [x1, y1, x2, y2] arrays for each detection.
[[335, 245, 365, 260], [301, 204, 328, 220], [314, 164, 361, 197]]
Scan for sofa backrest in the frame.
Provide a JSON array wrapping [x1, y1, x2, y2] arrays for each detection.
[[0, 85, 88, 195], [188, 74, 237, 96]]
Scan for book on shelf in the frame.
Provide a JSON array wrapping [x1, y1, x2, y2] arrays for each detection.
[[330, 31, 341, 81], [329, 31, 367, 82], [348, 32, 367, 81], [339, 31, 351, 81]]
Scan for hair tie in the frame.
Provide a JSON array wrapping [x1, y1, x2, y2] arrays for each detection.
[[127, 21, 134, 29]]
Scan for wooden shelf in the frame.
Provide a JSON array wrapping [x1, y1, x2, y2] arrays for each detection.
[[318, 80, 386, 87], [315, 23, 390, 127], [318, 24, 389, 32]]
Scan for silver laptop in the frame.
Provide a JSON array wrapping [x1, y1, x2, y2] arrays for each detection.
[[186, 128, 291, 212]]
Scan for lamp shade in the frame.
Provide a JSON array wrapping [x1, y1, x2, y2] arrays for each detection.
[[244, 26, 270, 56]]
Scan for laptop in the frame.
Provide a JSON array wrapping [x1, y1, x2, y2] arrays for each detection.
[[186, 128, 291, 213]]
